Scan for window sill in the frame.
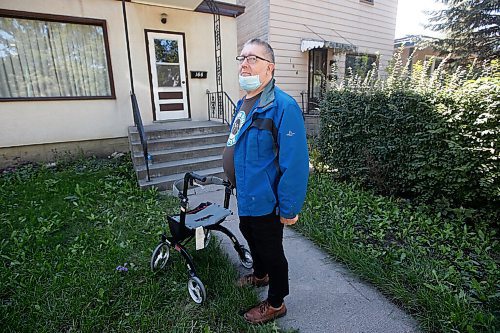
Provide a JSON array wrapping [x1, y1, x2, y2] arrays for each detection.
[[0, 96, 116, 102]]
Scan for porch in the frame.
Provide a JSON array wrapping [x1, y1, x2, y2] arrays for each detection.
[[128, 120, 228, 190]]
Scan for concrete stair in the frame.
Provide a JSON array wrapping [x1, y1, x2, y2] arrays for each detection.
[[128, 121, 228, 191]]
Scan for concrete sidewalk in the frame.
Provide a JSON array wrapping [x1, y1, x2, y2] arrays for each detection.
[[189, 185, 420, 333]]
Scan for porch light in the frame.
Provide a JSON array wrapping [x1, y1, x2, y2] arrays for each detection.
[[160, 13, 167, 24]]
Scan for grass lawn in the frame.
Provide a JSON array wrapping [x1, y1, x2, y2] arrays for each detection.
[[296, 174, 499, 333], [0, 156, 283, 333]]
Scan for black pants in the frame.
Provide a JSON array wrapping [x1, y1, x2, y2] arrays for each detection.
[[239, 213, 289, 307]]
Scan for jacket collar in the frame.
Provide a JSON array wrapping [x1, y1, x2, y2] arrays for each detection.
[[237, 78, 276, 112], [257, 78, 276, 109], [231, 79, 276, 144]]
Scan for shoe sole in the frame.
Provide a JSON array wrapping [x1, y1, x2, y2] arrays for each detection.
[[243, 309, 287, 325]]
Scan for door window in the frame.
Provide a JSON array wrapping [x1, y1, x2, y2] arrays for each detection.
[[307, 48, 327, 112]]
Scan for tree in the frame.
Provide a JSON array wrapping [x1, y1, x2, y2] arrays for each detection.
[[427, 0, 500, 61]]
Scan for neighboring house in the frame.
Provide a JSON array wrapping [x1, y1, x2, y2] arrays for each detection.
[[236, 0, 398, 117], [394, 35, 446, 73], [0, 0, 244, 168]]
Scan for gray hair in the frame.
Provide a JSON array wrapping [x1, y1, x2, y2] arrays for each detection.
[[243, 38, 275, 63]]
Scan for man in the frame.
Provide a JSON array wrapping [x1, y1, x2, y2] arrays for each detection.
[[223, 39, 309, 324]]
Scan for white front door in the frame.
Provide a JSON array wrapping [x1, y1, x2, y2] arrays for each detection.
[[147, 32, 189, 120]]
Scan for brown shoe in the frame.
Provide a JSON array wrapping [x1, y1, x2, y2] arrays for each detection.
[[237, 273, 269, 287], [243, 300, 287, 324]]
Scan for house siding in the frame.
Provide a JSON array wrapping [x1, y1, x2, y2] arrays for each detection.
[[0, 0, 240, 149], [268, 0, 397, 106], [236, 0, 269, 53]]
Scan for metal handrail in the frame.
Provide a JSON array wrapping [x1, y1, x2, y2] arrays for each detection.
[[122, 0, 150, 182], [131, 93, 150, 181], [300, 90, 320, 115], [207, 90, 236, 125]]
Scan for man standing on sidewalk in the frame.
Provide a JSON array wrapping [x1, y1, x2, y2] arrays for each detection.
[[222, 38, 309, 324]]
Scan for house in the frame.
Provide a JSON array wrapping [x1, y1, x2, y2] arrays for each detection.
[[394, 35, 446, 73], [0, 0, 244, 182], [0, 0, 399, 188], [236, 0, 398, 129]]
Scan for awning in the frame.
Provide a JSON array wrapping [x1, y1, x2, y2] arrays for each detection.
[[300, 39, 357, 53], [123, 0, 245, 16], [129, 0, 203, 11]]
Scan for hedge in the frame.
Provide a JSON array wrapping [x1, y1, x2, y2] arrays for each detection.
[[317, 56, 499, 223]]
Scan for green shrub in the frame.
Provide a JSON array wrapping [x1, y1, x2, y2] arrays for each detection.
[[318, 54, 499, 221]]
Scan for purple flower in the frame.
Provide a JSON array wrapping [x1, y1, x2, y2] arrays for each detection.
[[115, 265, 128, 272]]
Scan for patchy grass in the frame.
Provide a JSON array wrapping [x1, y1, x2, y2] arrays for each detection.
[[295, 174, 499, 333], [0, 157, 284, 332]]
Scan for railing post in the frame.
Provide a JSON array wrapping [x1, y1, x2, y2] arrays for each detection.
[[206, 89, 211, 121], [206, 0, 224, 122]]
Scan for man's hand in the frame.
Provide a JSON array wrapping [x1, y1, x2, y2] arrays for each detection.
[[280, 215, 299, 225]]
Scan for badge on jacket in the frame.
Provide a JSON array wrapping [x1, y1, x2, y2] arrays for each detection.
[[227, 110, 246, 147]]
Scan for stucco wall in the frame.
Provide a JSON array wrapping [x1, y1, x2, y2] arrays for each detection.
[[0, 0, 239, 148]]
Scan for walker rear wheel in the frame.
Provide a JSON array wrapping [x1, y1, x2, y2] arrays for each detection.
[[150, 242, 170, 272], [187, 276, 206, 304]]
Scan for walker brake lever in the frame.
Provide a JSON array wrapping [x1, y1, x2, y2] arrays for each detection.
[[193, 181, 205, 189]]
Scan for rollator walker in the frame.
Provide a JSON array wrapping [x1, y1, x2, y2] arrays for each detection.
[[150, 172, 253, 304]]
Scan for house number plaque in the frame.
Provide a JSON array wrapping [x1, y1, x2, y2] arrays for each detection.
[[190, 71, 207, 79]]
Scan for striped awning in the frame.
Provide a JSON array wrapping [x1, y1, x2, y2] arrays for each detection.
[[300, 39, 357, 53]]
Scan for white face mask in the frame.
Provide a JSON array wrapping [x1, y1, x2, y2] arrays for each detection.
[[239, 74, 262, 91]]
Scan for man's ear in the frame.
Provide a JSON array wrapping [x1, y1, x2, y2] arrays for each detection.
[[267, 63, 275, 75]]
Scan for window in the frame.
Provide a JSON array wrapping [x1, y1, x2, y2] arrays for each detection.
[[0, 10, 114, 100], [345, 53, 378, 77], [425, 55, 444, 74]]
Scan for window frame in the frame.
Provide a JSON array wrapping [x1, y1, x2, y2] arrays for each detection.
[[0, 9, 116, 102], [425, 55, 444, 73], [344, 53, 378, 77]]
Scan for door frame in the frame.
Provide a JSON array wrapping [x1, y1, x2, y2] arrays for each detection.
[[307, 48, 327, 113], [144, 29, 191, 121]]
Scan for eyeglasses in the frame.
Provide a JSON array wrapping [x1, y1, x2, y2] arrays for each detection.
[[236, 55, 272, 65]]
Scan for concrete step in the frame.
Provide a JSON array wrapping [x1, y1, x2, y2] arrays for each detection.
[[132, 142, 226, 166], [136, 155, 222, 179], [138, 166, 225, 191], [128, 121, 229, 141], [130, 132, 228, 153]]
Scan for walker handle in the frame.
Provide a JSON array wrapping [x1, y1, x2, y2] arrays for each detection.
[[188, 172, 207, 183]]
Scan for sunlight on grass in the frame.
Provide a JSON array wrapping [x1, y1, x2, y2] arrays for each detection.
[[0, 157, 285, 332], [295, 174, 499, 333]]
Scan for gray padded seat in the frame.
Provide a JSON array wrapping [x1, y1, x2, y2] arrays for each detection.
[[171, 203, 232, 229]]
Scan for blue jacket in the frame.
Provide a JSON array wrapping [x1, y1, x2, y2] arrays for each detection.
[[229, 79, 309, 218]]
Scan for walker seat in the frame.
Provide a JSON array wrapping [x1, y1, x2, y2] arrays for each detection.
[[170, 202, 232, 229]]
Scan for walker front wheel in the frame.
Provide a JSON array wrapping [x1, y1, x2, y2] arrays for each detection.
[[240, 246, 253, 269], [187, 276, 206, 304], [150, 242, 170, 272]]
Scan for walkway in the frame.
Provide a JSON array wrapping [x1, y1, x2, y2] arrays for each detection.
[[190, 185, 420, 333]]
